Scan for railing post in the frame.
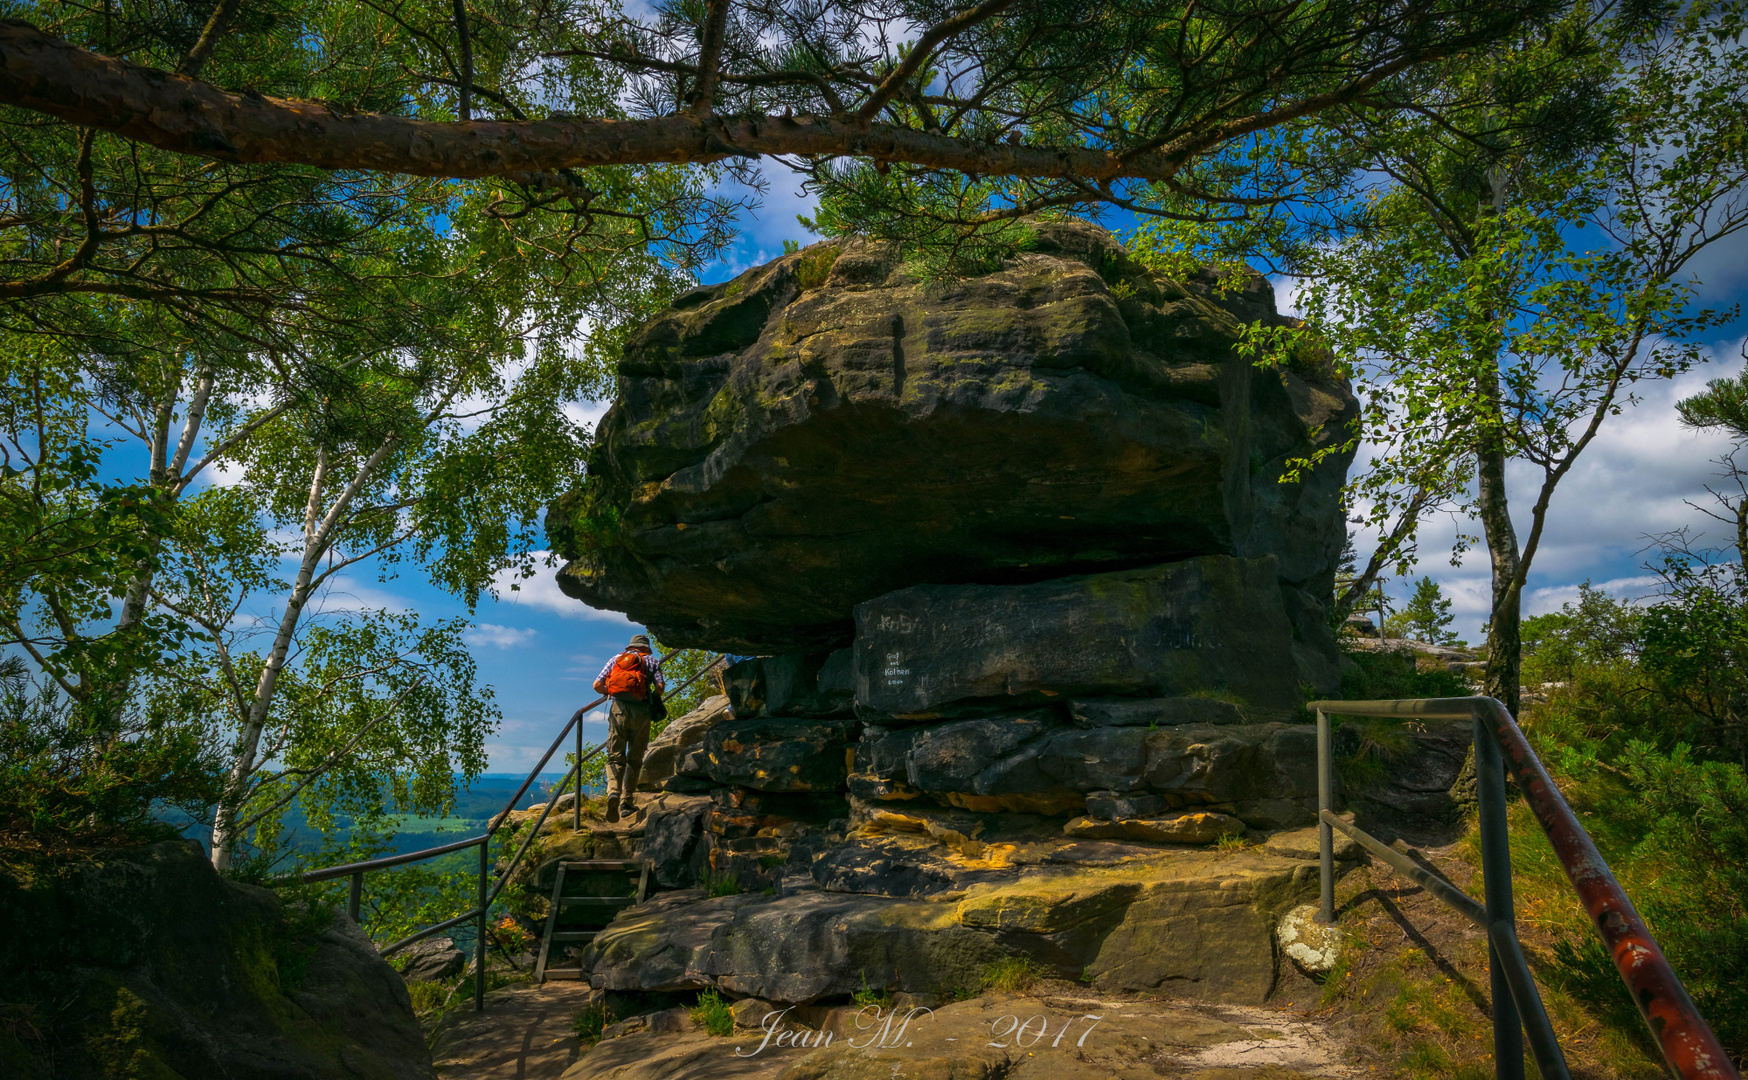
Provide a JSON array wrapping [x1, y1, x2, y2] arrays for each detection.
[[1475, 707, 1524, 1080], [1316, 708, 1335, 924], [475, 838, 487, 1012], [575, 720, 583, 832], [347, 871, 362, 924]]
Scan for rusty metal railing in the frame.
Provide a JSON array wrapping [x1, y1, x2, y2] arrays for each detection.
[[293, 650, 722, 1011], [1310, 696, 1739, 1080]]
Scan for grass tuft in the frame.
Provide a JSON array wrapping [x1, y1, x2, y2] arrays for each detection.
[[980, 955, 1040, 994], [571, 999, 615, 1045], [1214, 832, 1251, 854], [702, 872, 741, 898]]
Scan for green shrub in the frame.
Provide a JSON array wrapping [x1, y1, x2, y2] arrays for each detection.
[[795, 247, 840, 290], [1337, 646, 1473, 702], [690, 989, 733, 1036], [0, 657, 222, 853], [851, 972, 891, 1010]]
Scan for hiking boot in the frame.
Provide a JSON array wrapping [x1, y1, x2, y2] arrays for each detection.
[[604, 795, 620, 824]]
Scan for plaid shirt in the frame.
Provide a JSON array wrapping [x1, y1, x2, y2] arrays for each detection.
[[594, 650, 664, 694]]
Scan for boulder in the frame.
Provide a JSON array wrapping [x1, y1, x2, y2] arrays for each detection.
[[1277, 903, 1345, 976], [852, 556, 1333, 720], [700, 716, 857, 792], [641, 793, 714, 888], [0, 840, 433, 1079], [584, 847, 1319, 1005], [640, 694, 734, 791], [1341, 716, 1473, 831], [723, 652, 854, 718], [396, 935, 466, 982], [548, 221, 1356, 654]]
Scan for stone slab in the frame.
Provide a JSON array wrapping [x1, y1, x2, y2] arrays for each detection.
[[852, 556, 1325, 719]]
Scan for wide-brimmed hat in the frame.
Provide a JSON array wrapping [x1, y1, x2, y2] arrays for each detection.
[[626, 633, 653, 652]]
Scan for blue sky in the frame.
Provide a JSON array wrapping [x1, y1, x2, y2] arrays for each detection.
[[309, 166, 834, 772], [170, 162, 1748, 772]]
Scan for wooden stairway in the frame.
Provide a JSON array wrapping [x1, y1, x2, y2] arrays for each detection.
[[533, 859, 650, 983]]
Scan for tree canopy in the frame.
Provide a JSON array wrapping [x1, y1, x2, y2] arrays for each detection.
[[0, 0, 1545, 236]]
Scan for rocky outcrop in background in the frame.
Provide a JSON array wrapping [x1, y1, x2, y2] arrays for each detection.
[[0, 840, 433, 1080]]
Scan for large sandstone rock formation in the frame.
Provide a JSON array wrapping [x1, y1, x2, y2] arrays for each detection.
[[549, 221, 1356, 653], [515, 223, 1471, 1016]]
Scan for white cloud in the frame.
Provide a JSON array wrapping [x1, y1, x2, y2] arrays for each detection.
[[1313, 303, 1748, 637], [307, 575, 412, 615], [489, 552, 634, 624], [1526, 575, 1663, 615], [464, 623, 537, 649], [563, 399, 612, 433]]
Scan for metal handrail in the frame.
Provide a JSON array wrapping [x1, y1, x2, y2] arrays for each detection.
[[1310, 696, 1739, 1080], [288, 650, 725, 1011]]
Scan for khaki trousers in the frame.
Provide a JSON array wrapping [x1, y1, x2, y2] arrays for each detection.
[[605, 695, 652, 805]]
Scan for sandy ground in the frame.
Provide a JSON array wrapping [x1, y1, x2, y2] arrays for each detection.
[[432, 980, 596, 1079]]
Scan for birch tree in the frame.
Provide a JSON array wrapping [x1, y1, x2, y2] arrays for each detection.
[[1161, 1, 1748, 713]]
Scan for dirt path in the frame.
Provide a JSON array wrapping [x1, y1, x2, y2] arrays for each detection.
[[557, 985, 1357, 1080], [432, 980, 596, 1079]]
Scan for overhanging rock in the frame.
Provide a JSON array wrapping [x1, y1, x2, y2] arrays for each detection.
[[548, 220, 1356, 654]]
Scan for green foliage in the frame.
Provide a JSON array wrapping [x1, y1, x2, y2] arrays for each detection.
[[1386, 578, 1458, 645], [1637, 557, 1748, 761], [1498, 565, 1748, 1056], [1333, 645, 1473, 786], [851, 969, 893, 1010], [794, 246, 840, 290], [653, 643, 722, 732], [1338, 646, 1473, 703], [572, 998, 616, 1044], [1677, 370, 1748, 439], [1136, 2, 1748, 708], [690, 989, 734, 1037], [1522, 582, 1641, 685], [0, 0, 737, 872], [0, 657, 221, 852]]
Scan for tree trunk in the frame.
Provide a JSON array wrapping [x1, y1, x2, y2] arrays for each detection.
[[1477, 435, 1522, 719], [210, 434, 402, 871]]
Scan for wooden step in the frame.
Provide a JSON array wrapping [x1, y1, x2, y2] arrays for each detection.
[[537, 857, 650, 985]]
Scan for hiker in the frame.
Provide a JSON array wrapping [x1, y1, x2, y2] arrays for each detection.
[[592, 633, 665, 823]]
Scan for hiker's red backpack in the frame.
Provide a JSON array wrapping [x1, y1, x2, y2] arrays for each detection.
[[603, 652, 651, 699]]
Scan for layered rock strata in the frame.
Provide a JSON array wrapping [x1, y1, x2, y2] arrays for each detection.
[[549, 220, 1357, 654]]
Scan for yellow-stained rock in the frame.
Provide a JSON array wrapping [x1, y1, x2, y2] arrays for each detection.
[[1064, 810, 1246, 845]]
